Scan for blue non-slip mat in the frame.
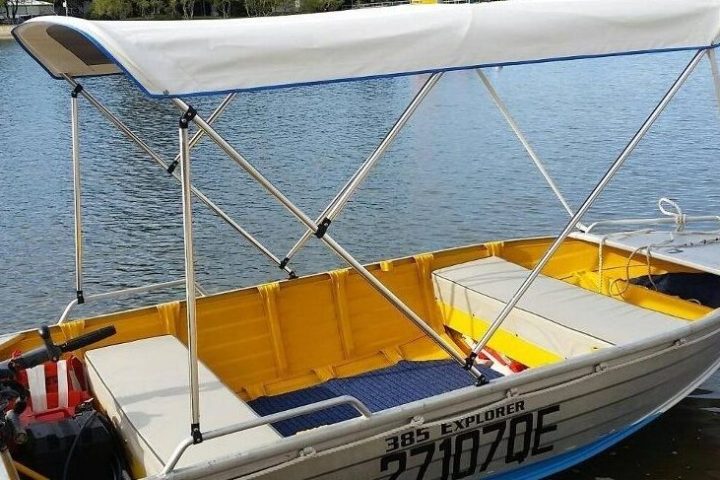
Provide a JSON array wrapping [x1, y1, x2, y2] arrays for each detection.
[[248, 360, 502, 436]]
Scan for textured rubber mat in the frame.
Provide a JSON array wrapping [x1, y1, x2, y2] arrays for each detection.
[[249, 360, 502, 436]]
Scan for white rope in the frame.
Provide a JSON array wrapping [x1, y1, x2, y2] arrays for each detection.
[[658, 197, 686, 232], [595, 228, 653, 296], [655, 198, 720, 246], [590, 227, 666, 298]]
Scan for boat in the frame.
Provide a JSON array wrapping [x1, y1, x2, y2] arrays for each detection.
[[5, 0, 720, 478]]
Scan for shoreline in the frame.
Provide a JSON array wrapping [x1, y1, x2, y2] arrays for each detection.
[[0, 25, 14, 40]]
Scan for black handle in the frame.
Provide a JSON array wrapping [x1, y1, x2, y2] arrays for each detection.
[[4, 325, 116, 376], [9, 349, 53, 371], [57, 326, 116, 353]]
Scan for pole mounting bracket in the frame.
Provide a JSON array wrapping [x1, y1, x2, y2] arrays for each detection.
[[179, 105, 197, 129], [463, 352, 477, 371], [314, 217, 332, 239], [70, 84, 83, 98], [191, 423, 203, 444]]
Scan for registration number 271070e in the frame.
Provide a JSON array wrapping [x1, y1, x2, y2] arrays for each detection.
[[379, 405, 560, 480]]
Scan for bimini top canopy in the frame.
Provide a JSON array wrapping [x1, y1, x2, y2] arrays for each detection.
[[13, 0, 720, 98]]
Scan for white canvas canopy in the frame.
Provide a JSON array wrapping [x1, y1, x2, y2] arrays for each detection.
[[12, 0, 720, 96]]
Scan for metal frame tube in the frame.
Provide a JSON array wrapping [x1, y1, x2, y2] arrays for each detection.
[[476, 70, 584, 229], [469, 49, 707, 361], [162, 395, 373, 474], [584, 215, 720, 233], [70, 87, 84, 303], [281, 72, 443, 267], [172, 98, 485, 382], [172, 99, 323, 230], [179, 116, 201, 438], [708, 49, 720, 116], [57, 278, 188, 323], [60, 77, 293, 277]]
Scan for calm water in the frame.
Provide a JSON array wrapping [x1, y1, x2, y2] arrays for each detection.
[[1, 38, 720, 478]]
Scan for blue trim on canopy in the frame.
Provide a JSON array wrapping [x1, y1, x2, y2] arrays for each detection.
[[14, 23, 720, 99], [169, 44, 720, 99], [486, 413, 659, 480]]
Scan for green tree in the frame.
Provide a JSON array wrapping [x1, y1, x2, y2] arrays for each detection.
[[180, 0, 194, 18], [212, 0, 240, 18], [1, 0, 20, 24], [127, 0, 171, 18], [148, 0, 167, 16], [244, 0, 278, 16], [299, 0, 341, 12], [90, 0, 132, 19], [164, 0, 180, 18], [133, 0, 151, 16]]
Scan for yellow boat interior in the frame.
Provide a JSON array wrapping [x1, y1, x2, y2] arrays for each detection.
[[3, 236, 710, 396], [3, 235, 714, 477]]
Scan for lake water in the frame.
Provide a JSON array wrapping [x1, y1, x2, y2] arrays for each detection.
[[1, 38, 720, 478]]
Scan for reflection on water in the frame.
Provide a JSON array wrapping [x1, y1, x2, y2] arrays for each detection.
[[2, 39, 720, 478], [553, 402, 720, 480]]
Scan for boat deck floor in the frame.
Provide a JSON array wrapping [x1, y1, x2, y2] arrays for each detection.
[[248, 360, 502, 436]]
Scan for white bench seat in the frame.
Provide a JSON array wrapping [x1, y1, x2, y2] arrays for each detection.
[[85, 335, 281, 476], [433, 256, 687, 360]]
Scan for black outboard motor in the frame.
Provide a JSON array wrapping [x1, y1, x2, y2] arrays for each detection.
[[0, 325, 130, 480], [15, 407, 121, 480]]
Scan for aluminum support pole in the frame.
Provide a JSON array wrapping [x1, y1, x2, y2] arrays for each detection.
[[172, 98, 486, 383], [179, 110, 202, 443], [476, 70, 585, 229], [280, 72, 444, 269], [162, 395, 372, 474], [166, 93, 237, 173], [61, 77, 293, 277], [584, 215, 720, 233], [708, 49, 720, 118], [70, 85, 85, 304], [467, 49, 707, 365], [58, 278, 188, 324]]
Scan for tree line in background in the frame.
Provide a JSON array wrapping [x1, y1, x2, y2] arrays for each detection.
[[82, 0, 343, 20], [1, 0, 347, 23], [1, 0, 20, 21]]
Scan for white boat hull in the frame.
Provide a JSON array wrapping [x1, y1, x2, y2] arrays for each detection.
[[163, 311, 720, 480]]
